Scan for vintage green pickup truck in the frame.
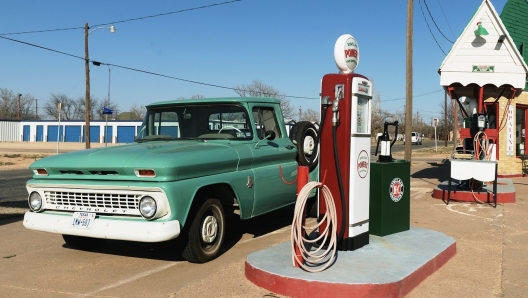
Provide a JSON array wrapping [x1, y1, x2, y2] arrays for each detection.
[[23, 97, 318, 263]]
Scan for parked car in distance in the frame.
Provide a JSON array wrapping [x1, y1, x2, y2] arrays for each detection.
[[403, 132, 422, 145]]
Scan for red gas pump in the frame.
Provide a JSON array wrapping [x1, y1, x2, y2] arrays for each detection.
[[318, 34, 373, 251]]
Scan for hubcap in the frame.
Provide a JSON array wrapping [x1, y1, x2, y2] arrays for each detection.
[[201, 215, 218, 243], [303, 136, 314, 155]]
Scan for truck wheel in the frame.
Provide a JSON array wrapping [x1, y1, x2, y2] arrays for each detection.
[[289, 121, 319, 172], [182, 198, 225, 263], [62, 235, 107, 250]]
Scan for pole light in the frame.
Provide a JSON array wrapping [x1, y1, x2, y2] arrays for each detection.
[[84, 23, 116, 149], [18, 93, 22, 120]]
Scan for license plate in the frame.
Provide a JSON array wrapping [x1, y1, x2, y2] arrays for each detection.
[[70, 212, 96, 229]]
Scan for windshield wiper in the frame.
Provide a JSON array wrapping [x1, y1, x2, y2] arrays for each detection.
[[136, 136, 177, 143]]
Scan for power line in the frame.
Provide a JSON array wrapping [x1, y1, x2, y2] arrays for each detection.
[[0, 35, 84, 60], [384, 89, 443, 102], [0, 0, 242, 36], [92, 0, 242, 27], [423, 0, 454, 43], [436, 0, 455, 40], [0, 34, 318, 100], [418, 0, 447, 55], [0, 26, 83, 36]]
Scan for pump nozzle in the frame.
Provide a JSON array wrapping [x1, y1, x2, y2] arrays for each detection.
[[332, 84, 344, 126]]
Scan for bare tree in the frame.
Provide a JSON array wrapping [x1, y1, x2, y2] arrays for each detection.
[[94, 97, 119, 120], [438, 99, 463, 143], [370, 92, 395, 137], [298, 107, 319, 123], [129, 104, 147, 120], [233, 80, 294, 119], [0, 88, 37, 120], [43, 93, 76, 120]]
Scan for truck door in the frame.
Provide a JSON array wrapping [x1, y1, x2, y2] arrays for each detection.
[[249, 105, 298, 215]]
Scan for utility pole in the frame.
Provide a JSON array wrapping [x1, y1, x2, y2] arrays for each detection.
[[35, 98, 38, 119], [85, 22, 91, 149], [404, 0, 413, 161]]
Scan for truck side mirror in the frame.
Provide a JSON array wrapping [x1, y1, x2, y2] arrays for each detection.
[[264, 130, 276, 141]]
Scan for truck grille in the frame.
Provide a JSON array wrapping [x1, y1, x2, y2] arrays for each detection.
[[44, 191, 140, 211]]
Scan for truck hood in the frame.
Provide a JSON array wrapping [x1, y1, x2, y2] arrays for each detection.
[[29, 141, 242, 181]]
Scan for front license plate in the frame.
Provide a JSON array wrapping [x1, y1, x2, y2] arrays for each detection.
[[70, 212, 96, 229]]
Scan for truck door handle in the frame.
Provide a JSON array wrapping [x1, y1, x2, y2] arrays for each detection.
[[286, 145, 295, 150]]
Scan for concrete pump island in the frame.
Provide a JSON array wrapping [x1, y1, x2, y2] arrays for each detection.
[[244, 34, 456, 297]]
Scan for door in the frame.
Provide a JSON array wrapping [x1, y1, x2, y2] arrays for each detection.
[[249, 105, 297, 215], [117, 126, 135, 143], [23, 125, 30, 141], [36, 125, 43, 142], [65, 125, 81, 142]]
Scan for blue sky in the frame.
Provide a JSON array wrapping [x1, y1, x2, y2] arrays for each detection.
[[0, 0, 508, 121]]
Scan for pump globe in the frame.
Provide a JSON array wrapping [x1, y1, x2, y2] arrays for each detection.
[[334, 34, 360, 73]]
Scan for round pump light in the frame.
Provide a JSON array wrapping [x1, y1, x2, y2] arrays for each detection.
[[139, 196, 157, 219], [28, 191, 43, 212]]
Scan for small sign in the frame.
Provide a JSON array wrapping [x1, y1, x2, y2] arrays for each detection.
[[70, 212, 96, 229], [433, 118, 438, 127], [472, 65, 494, 72], [356, 150, 369, 178], [389, 178, 404, 202], [102, 107, 114, 115]]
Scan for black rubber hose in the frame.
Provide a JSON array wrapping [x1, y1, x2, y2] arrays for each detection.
[[332, 125, 347, 243]]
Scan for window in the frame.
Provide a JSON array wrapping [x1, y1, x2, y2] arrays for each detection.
[[516, 105, 528, 155], [252, 107, 281, 139], [136, 104, 252, 141]]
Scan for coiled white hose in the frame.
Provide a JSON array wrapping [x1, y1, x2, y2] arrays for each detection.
[[291, 181, 338, 272]]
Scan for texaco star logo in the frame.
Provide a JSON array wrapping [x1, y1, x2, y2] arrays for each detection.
[[389, 178, 404, 202]]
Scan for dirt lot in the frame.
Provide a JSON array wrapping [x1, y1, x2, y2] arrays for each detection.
[[0, 153, 48, 170]]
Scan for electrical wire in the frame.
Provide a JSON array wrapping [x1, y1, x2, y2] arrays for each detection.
[[0, 0, 242, 36], [384, 89, 443, 102], [0, 27, 83, 36], [0, 34, 318, 100], [423, 0, 454, 43], [436, 0, 456, 40], [291, 181, 337, 273], [0, 35, 84, 61], [418, 0, 447, 55]]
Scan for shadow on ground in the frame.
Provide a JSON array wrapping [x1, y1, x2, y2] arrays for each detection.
[[411, 159, 450, 183]]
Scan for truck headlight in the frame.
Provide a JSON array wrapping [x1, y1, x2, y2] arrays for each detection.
[[28, 192, 43, 212], [139, 196, 157, 220]]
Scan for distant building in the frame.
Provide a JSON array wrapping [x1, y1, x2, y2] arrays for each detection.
[[0, 120, 142, 144]]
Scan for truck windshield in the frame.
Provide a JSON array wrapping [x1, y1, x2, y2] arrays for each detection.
[[136, 104, 253, 142]]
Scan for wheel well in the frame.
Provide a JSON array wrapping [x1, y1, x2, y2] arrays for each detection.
[[189, 184, 236, 219]]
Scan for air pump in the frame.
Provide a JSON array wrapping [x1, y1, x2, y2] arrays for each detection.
[[374, 121, 399, 162]]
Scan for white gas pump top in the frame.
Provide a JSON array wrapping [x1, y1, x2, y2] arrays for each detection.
[[334, 34, 359, 74]]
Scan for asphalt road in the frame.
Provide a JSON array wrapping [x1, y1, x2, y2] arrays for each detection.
[[1, 152, 527, 297], [0, 143, 432, 298]]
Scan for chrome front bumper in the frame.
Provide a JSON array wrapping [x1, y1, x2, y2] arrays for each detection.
[[23, 211, 180, 242]]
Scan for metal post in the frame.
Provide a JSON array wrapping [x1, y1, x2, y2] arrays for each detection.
[[444, 91, 448, 147], [434, 125, 437, 153], [18, 93, 22, 120], [85, 22, 91, 149], [57, 102, 61, 154], [105, 114, 108, 147]]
